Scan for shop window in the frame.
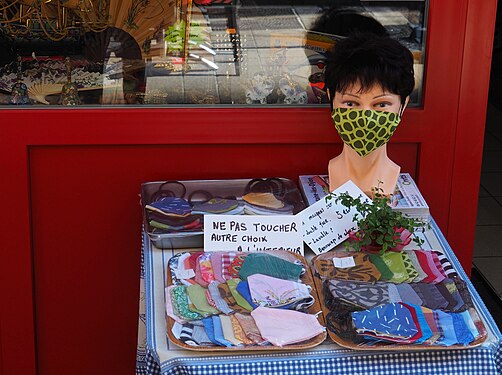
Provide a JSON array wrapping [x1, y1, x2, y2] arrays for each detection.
[[0, 0, 427, 107]]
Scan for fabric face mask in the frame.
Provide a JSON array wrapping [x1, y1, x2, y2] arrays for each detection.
[[247, 273, 313, 308], [331, 108, 401, 157]]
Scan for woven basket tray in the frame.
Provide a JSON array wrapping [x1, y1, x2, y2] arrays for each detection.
[[310, 251, 488, 351], [166, 250, 327, 351]]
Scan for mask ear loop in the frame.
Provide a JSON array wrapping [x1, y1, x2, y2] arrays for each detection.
[[151, 180, 187, 202], [398, 100, 406, 117]]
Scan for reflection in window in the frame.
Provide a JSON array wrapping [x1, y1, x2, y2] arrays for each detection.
[[0, 1, 427, 107]]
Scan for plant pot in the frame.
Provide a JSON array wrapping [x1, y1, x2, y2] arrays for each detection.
[[348, 227, 412, 254]]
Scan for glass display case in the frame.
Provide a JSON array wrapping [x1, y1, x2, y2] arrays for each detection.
[[0, 0, 427, 106]]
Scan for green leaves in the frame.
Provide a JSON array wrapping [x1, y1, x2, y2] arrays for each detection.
[[335, 182, 429, 253]]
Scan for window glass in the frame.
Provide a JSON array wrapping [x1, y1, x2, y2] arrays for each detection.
[[0, 1, 427, 107]]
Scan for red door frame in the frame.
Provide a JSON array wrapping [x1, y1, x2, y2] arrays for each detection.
[[0, 1, 496, 374]]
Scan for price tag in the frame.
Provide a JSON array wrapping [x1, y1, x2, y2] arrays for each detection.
[[333, 256, 356, 268]]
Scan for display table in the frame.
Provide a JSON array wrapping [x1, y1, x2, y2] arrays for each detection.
[[136, 219, 502, 375]]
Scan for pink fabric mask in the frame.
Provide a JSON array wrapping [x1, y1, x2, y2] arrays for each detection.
[[199, 253, 215, 284], [247, 273, 313, 309], [251, 306, 325, 346], [210, 252, 226, 282]]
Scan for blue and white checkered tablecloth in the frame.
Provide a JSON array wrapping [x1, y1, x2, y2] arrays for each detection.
[[136, 219, 502, 375]]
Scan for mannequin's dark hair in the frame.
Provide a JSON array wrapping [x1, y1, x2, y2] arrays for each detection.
[[324, 33, 415, 109]]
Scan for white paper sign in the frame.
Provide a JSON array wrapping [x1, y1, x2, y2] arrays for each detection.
[[204, 215, 303, 255], [300, 180, 371, 255]]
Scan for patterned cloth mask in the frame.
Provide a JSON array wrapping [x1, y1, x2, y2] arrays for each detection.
[[324, 279, 389, 310], [351, 303, 419, 342], [247, 274, 313, 308], [331, 108, 401, 157]]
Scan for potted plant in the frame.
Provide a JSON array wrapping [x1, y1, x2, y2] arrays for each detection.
[[333, 183, 428, 254]]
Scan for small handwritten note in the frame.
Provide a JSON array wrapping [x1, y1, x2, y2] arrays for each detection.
[[204, 215, 303, 255], [300, 180, 371, 255]]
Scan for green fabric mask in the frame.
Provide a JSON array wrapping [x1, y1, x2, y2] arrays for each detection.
[[331, 108, 401, 157]]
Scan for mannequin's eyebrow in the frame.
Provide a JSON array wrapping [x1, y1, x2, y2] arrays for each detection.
[[373, 93, 392, 99]]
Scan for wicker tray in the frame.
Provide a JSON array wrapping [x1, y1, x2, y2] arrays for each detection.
[[166, 250, 327, 351], [310, 251, 488, 351]]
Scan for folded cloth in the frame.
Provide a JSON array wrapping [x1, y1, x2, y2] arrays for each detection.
[[149, 218, 202, 232], [239, 252, 304, 281], [429, 251, 447, 283], [325, 307, 365, 343], [210, 252, 226, 283], [198, 253, 215, 284], [403, 250, 429, 282], [402, 303, 433, 344], [201, 317, 221, 346], [211, 315, 234, 347], [235, 280, 259, 309], [432, 250, 458, 278], [454, 278, 475, 310], [188, 252, 204, 270], [221, 252, 237, 280], [230, 315, 254, 345], [194, 257, 209, 287], [174, 322, 214, 346], [368, 253, 394, 280], [147, 211, 200, 226], [450, 312, 475, 345], [435, 310, 458, 346], [435, 279, 463, 311], [219, 314, 243, 346], [186, 284, 219, 315], [217, 281, 249, 314], [192, 197, 240, 214], [401, 252, 420, 283], [173, 252, 197, 286], [313, 251, 381, 283], [242, 192, 288, 210], [352, 303, 420, 343], [234, 313, 268, 345], [379, 252, 409, 283], [228, 254, 247, 278], [459, 310, 479, 343], [145, 197, 192, 217], [207, 282, 234, 315], [170, 285, 203, 321], [165, 286, 187, 324], [247, 273, 312, 308], [324, 278, 390, 310], [395, 283, 423, 306], [226, 279, 254, 311], [420, 307, 443, 345], [414, 250, 445, 284], [410, 283, 449, 310], [251, 306, 325, 347]]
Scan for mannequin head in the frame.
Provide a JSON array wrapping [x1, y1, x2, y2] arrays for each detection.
[[325, 33, 415, 111]]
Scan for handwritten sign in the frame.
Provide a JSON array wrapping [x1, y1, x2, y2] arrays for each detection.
[[204, 215, 303, 255], [300, 180, 371, 255]]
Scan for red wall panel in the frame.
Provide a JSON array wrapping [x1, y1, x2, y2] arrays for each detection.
[[0, 1, 497, 374]]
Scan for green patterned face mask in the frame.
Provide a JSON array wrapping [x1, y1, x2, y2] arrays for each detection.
[[331, 108, 401, 157]]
